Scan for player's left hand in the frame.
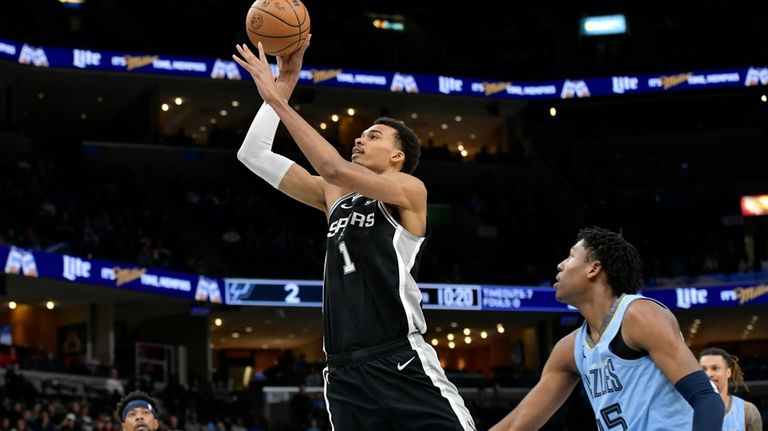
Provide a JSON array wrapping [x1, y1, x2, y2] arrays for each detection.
[[277, 33, 311, 82], [232, 42, 281, 105]]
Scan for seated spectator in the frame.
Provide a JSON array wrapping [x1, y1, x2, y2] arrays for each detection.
[[105, 368, 125, 397], [0, 347, 20, 368]]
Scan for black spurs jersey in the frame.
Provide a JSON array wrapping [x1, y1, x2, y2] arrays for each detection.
[[323, 192, 429, 354]]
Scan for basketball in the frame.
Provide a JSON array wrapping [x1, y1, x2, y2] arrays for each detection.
[[245, 0, 311, 56]]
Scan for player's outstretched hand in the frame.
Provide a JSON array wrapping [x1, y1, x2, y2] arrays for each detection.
[[232, 42, 281, 105]]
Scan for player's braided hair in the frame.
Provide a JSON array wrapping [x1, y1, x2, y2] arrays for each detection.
[[373, 117, 421, 174], [699, 347, 749, 392], [577, 226, 643, 296]]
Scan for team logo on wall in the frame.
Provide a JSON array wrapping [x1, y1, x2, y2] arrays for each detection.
[[744, 67, 768, 86], [211, 59, 242, 80], [4, 247, 38, 277], [18, 44, 49, 67], [195, 276, 223, 303], [560, 79, 591, 98], [390, 73, 419, 93]]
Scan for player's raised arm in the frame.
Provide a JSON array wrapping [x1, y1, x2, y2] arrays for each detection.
[[491, 331, 581, 431], [622, 300, 724, 431], [233, 41, 422, 212], [234, 36, 329, 213]]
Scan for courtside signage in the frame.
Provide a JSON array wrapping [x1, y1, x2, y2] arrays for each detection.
[[2, 245, 766, 311], [1, 36, 765, 101]]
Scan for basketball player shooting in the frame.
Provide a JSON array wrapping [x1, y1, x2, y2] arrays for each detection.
[[232, 39, 476, 431], [491, 227, 724, 430]]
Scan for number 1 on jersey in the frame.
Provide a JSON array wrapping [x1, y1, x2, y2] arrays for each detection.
[[338, 241, 356, 274]]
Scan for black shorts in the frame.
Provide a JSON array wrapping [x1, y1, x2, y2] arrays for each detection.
[[323, 334, 476, 431]]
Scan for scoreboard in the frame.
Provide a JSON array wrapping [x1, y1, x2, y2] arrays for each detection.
[[224, 279, 575, 312]]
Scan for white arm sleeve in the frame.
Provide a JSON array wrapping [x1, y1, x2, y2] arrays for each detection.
[[236, 102, 295, 189]]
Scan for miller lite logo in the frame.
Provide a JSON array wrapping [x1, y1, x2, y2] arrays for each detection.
[[675, 287, 708, 309], [611, 76, 639, 94], [438, 76, 463, 94], [63, 255, 91, 281], [73, 49, 102, 69]]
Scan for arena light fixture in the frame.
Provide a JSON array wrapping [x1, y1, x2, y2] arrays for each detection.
[[580, 14, 628, 36], [369, 14, 406, 32], [8, 301, 17, 310], [741, 194, 768, 216], [58, 0, 85, 8]]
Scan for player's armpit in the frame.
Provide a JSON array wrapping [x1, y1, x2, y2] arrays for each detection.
[[277, 164, 329, 212], [490, 332, 581, 431], [745, 401, 763, 431]]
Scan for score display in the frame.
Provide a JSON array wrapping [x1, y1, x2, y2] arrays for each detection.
[[224, 279, 574, 312]]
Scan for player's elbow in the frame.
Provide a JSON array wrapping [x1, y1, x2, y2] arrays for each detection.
[[236, 147, 248, 164]]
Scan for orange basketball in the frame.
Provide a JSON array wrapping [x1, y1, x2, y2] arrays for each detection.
[[245, 0, 311, 56]]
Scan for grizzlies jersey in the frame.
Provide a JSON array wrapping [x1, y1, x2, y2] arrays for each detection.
[[574, 294, 693, 430], [323, 192, 428, 354], [723, 396, 745, 431]]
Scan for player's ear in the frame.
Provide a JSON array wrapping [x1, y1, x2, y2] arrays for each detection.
[[391, 150, 404, 164], [586, 260, 602, 279]]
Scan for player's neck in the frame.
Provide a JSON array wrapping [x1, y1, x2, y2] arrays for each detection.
[[581, 292, 620, 342], [722, 392, 731, 411]]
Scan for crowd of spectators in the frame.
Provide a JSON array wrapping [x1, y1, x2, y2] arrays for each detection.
[[2, 144, 767, 287], [3, 344, 768, 431]]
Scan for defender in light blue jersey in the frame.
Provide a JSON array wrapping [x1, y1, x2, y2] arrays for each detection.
[[699, 347, 763, 431], [492, 227, 723, 431], [573, 294, 693, 429]]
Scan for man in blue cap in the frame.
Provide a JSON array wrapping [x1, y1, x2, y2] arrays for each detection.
[[115, 392, 160, 431]]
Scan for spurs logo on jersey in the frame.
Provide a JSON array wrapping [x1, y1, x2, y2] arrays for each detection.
[[327, 211, 375, 237], [323, 192, 429, 355]]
